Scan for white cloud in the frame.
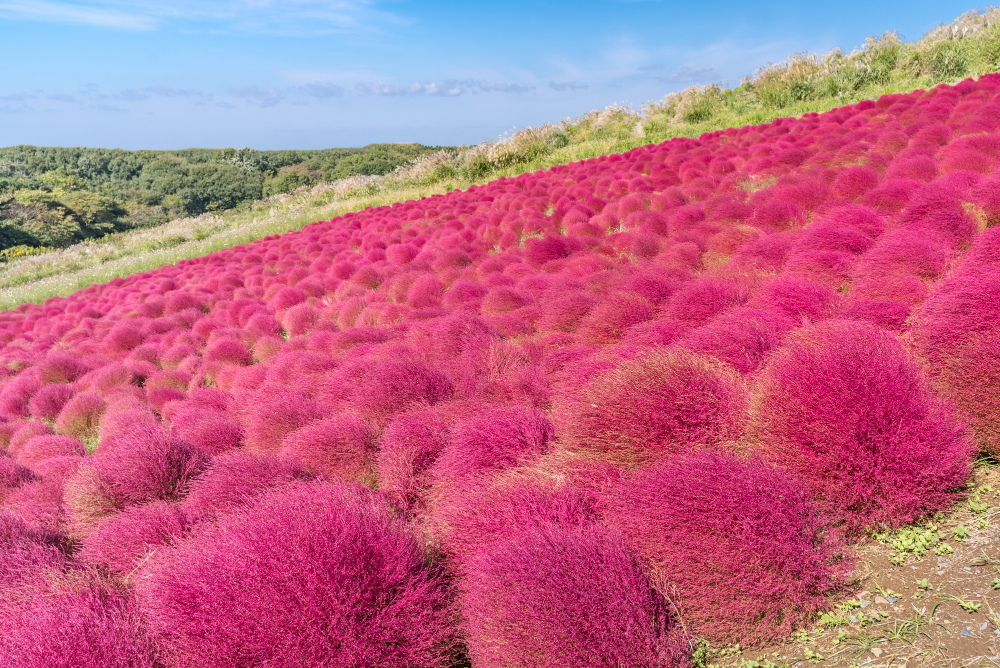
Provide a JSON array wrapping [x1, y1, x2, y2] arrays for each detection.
[[357, 79, 535, 97], [0, 0, 397, 33], [229, 86, 286, 107], [657, 66, 718, 83], [0, 0, 155, 29], [549, 81, 588, 92]]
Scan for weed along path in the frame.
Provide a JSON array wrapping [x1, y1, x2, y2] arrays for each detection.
[[3, 72, 1000, 666]]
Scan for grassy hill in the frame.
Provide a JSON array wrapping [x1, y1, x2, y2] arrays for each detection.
[[0, 7, 998, 310]]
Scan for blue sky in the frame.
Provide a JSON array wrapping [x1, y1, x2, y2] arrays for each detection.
[[0, 1, 978, 150]]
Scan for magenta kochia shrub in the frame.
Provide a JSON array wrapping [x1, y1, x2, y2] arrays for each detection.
[[912, 256, 1000, 454], [182, 450, 310, 521], [751, 320, 974, 533], [78, 501, 187, 574], [603, 449, 845, 646], [377, 406, 451, 514], [279, 413, 376, 483], [139, 481, 456, 668], [428, 405, 554, 491], [64, 425, 207, 534], [242, 388, 321, 451], [434, 473, 597, 572], [0, 577, 156, 668], [460, 520, 690, 668], [562, 348, 747, 466]]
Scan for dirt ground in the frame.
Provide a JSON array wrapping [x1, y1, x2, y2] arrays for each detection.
[[708, 462, 1000, 668]]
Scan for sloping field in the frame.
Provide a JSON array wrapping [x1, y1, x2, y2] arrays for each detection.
[[0, 75, 999, 666]]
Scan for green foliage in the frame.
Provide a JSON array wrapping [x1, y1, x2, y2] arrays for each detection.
[[263, 171, 316, 198], [320, 143, 435, 181], [875, 523, 944, 564], [0, 143, 443, 251]]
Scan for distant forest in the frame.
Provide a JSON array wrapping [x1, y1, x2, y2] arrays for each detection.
[[0, 143, 442, 251]]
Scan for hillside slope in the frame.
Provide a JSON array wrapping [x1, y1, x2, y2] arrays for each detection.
[[2, 7, 1000, 308]]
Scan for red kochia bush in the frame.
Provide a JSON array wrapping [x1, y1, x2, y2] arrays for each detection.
[[430, 405, 554, 487], [242, 388, 321, 451], [435, 474, 597, 572], [912, 264, 1000, 454], [78, 501, 187, 574], [377, 406, 451, 514], [140, 481, 456, 668], [604, 449, 844, 646], [29, 383, 76, 421], [354, 358, 454, 423], [182, 450, 310, 521], [751, 320, 973, 533], [460, 520, 689, 668], [55, 391, 106, 442], [64, 425, 207, 534], [279, 414, 376, 483], [15, 434, 85, 467], [0, 512, 66, 592], [0, 578, 156, 668], [562, 348, 747, 466]]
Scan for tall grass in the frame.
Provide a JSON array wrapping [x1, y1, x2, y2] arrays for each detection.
[[2, 7, 1000, 309]]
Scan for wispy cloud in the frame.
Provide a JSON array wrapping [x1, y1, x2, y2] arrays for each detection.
[[549, 81, 588, 92], [299, 82, 346, 99], [657, 66, 718, 83], [0, 0, 155, 29], [357, 79, 535, 97], [229, 86, 286, 107], [0, 0, 398, 34]]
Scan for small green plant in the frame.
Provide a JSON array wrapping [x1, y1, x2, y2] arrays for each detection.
[[954, 524, 970, 541], [935, 542, 955, 556], [875, 523, 944, 563], [917, 578, 932, 590]]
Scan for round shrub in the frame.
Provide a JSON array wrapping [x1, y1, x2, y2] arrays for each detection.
[[55, 392, 106, 443], [912, 265, 1000, 454], [460, 521, 688, 668], [242, 388, 321, 452], [430, 405, 554, 487], [78, 501, 187, 575], [279, 414, 376, 483], [354, 358, 454, 423], [64, 425, 207, 535], [562, 348, 747, 467], [0, 578, 156, 668], [750, 320, 974, 533], [577, 291, 655, 343], [678, 306, 794, 373], [29, 383, 76, 421], [434, 473, 596, 572], [140, 481, 457, 668], [0, 512, 66, 592], [183, 450, 310, 521], [15, 435, 85, 467], [604, 449, 845, 646], [377, 407, 451, 514]]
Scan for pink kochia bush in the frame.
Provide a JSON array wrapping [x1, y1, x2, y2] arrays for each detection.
[[750, 321, 974, 533], [0, 577, 156, 668], [912, 237, 1000, 454], [561, 348, 747, 466], [603, 449, 845, 646], [2, 76, 1000, 658], [64, 425, 207, 534], [460, 520, 690, 668], [140, 481, 456, 668]]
